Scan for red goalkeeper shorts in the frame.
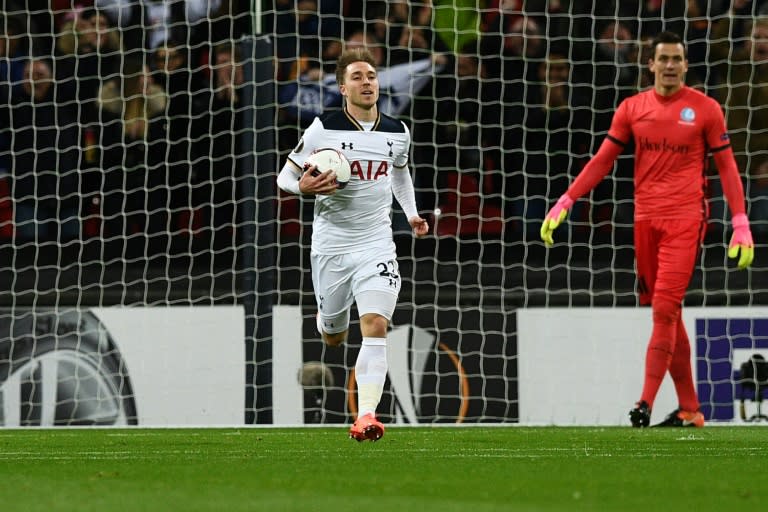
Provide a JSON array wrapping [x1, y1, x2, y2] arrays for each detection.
[[634, 218, 706, 306]]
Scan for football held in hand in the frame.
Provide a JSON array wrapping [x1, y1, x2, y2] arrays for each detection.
[[304, 148, 351, 189]]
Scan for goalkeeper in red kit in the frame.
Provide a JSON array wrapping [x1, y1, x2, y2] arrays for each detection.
[[540, 31, 754, 428]]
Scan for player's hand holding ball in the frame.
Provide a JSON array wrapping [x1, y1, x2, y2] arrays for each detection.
[[300, 148, 351, 196], [299, 165, 338, 196]]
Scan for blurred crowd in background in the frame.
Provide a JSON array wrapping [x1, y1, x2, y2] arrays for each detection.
[[0, 0, 250, 252], [1, 0, 767, 256]]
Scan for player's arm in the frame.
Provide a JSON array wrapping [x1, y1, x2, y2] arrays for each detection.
[[707, 101, 754, 269], [277, 160, 338, 196], [392, 166, 428, 237], [277, 119, 337, 196], [540, 136, 624, 246], [392, 125, 428, 237], [712, 146, 754, 269]]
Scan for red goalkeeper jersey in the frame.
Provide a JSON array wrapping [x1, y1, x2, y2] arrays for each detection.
[[606, 86, 730, 221]]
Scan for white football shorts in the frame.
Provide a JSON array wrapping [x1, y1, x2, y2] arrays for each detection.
[[311, 243, 401, 334]]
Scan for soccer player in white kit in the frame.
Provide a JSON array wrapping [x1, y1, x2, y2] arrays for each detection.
[[276, 49, 429, 441]]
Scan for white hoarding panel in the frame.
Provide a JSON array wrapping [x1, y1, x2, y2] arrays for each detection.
[[518, 307, 768, 425], [93, 307, 244, 426]]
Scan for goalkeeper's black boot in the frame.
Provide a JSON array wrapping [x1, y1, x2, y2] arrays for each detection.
[[652, 408, 705, 428], [629, 400, 651, 428]]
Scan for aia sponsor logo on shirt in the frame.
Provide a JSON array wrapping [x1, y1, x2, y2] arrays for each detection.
[[679, 107, 696, 125], [350, 160, 389, 180], [639, 137, 690, 154]]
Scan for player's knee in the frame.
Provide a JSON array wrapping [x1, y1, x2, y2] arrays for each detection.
[[652, 297, 680, 326], [359, 313, 389, 338], [323, 331, 348, 347]]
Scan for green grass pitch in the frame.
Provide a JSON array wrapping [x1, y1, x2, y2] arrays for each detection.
[[0, 426, 766, 511]]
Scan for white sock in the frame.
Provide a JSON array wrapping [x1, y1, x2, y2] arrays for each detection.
[[355, 337, 387, 418]]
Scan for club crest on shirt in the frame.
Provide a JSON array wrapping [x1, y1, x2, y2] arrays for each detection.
[[679, 107, 696, 125]]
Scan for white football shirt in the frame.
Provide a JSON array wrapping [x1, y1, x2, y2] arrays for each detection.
[[287, 108, 411, 255]]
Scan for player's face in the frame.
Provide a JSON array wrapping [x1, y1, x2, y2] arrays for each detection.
[[340, 61, 379, 112], [649, 42, 688, 95]]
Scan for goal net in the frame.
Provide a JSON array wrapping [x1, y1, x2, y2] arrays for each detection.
[[0, 2, 764, 426], [271, 1, 767, 425]]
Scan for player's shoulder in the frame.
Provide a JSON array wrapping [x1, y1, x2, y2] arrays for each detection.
[[613, 89, 647, 116], [681, 85, 710, 99], [374, 113, 408, 134], [317, 109, 358, 131], [622, 85, 719, 109], [624, 87, 655, 105], [316, 108, 408, 134], [682, 86, 722, 109], [675, 86, 725, 124]]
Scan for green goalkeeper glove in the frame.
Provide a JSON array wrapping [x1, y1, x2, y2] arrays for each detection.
[[540, 194, 574, 247]]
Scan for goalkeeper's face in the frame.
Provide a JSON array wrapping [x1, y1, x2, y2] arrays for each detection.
[[339, 61, 379, 112], [649, 42, 688, 95]]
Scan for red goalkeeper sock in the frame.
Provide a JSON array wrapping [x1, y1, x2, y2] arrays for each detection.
[[640, 301, 678, 408], [668, 318, 700, 412], [640, 344, 673, 409]]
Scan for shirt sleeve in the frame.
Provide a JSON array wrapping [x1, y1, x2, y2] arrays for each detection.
[[707, 100, 747, 218], [393, 123, 411, 169], [276, 162, 302, 195], [704, 100, 731, 152], [606, 98, 632, 146], [565, 100, 628, 200], [391, 166, 418, 218], [286, 117, 323, 170]]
